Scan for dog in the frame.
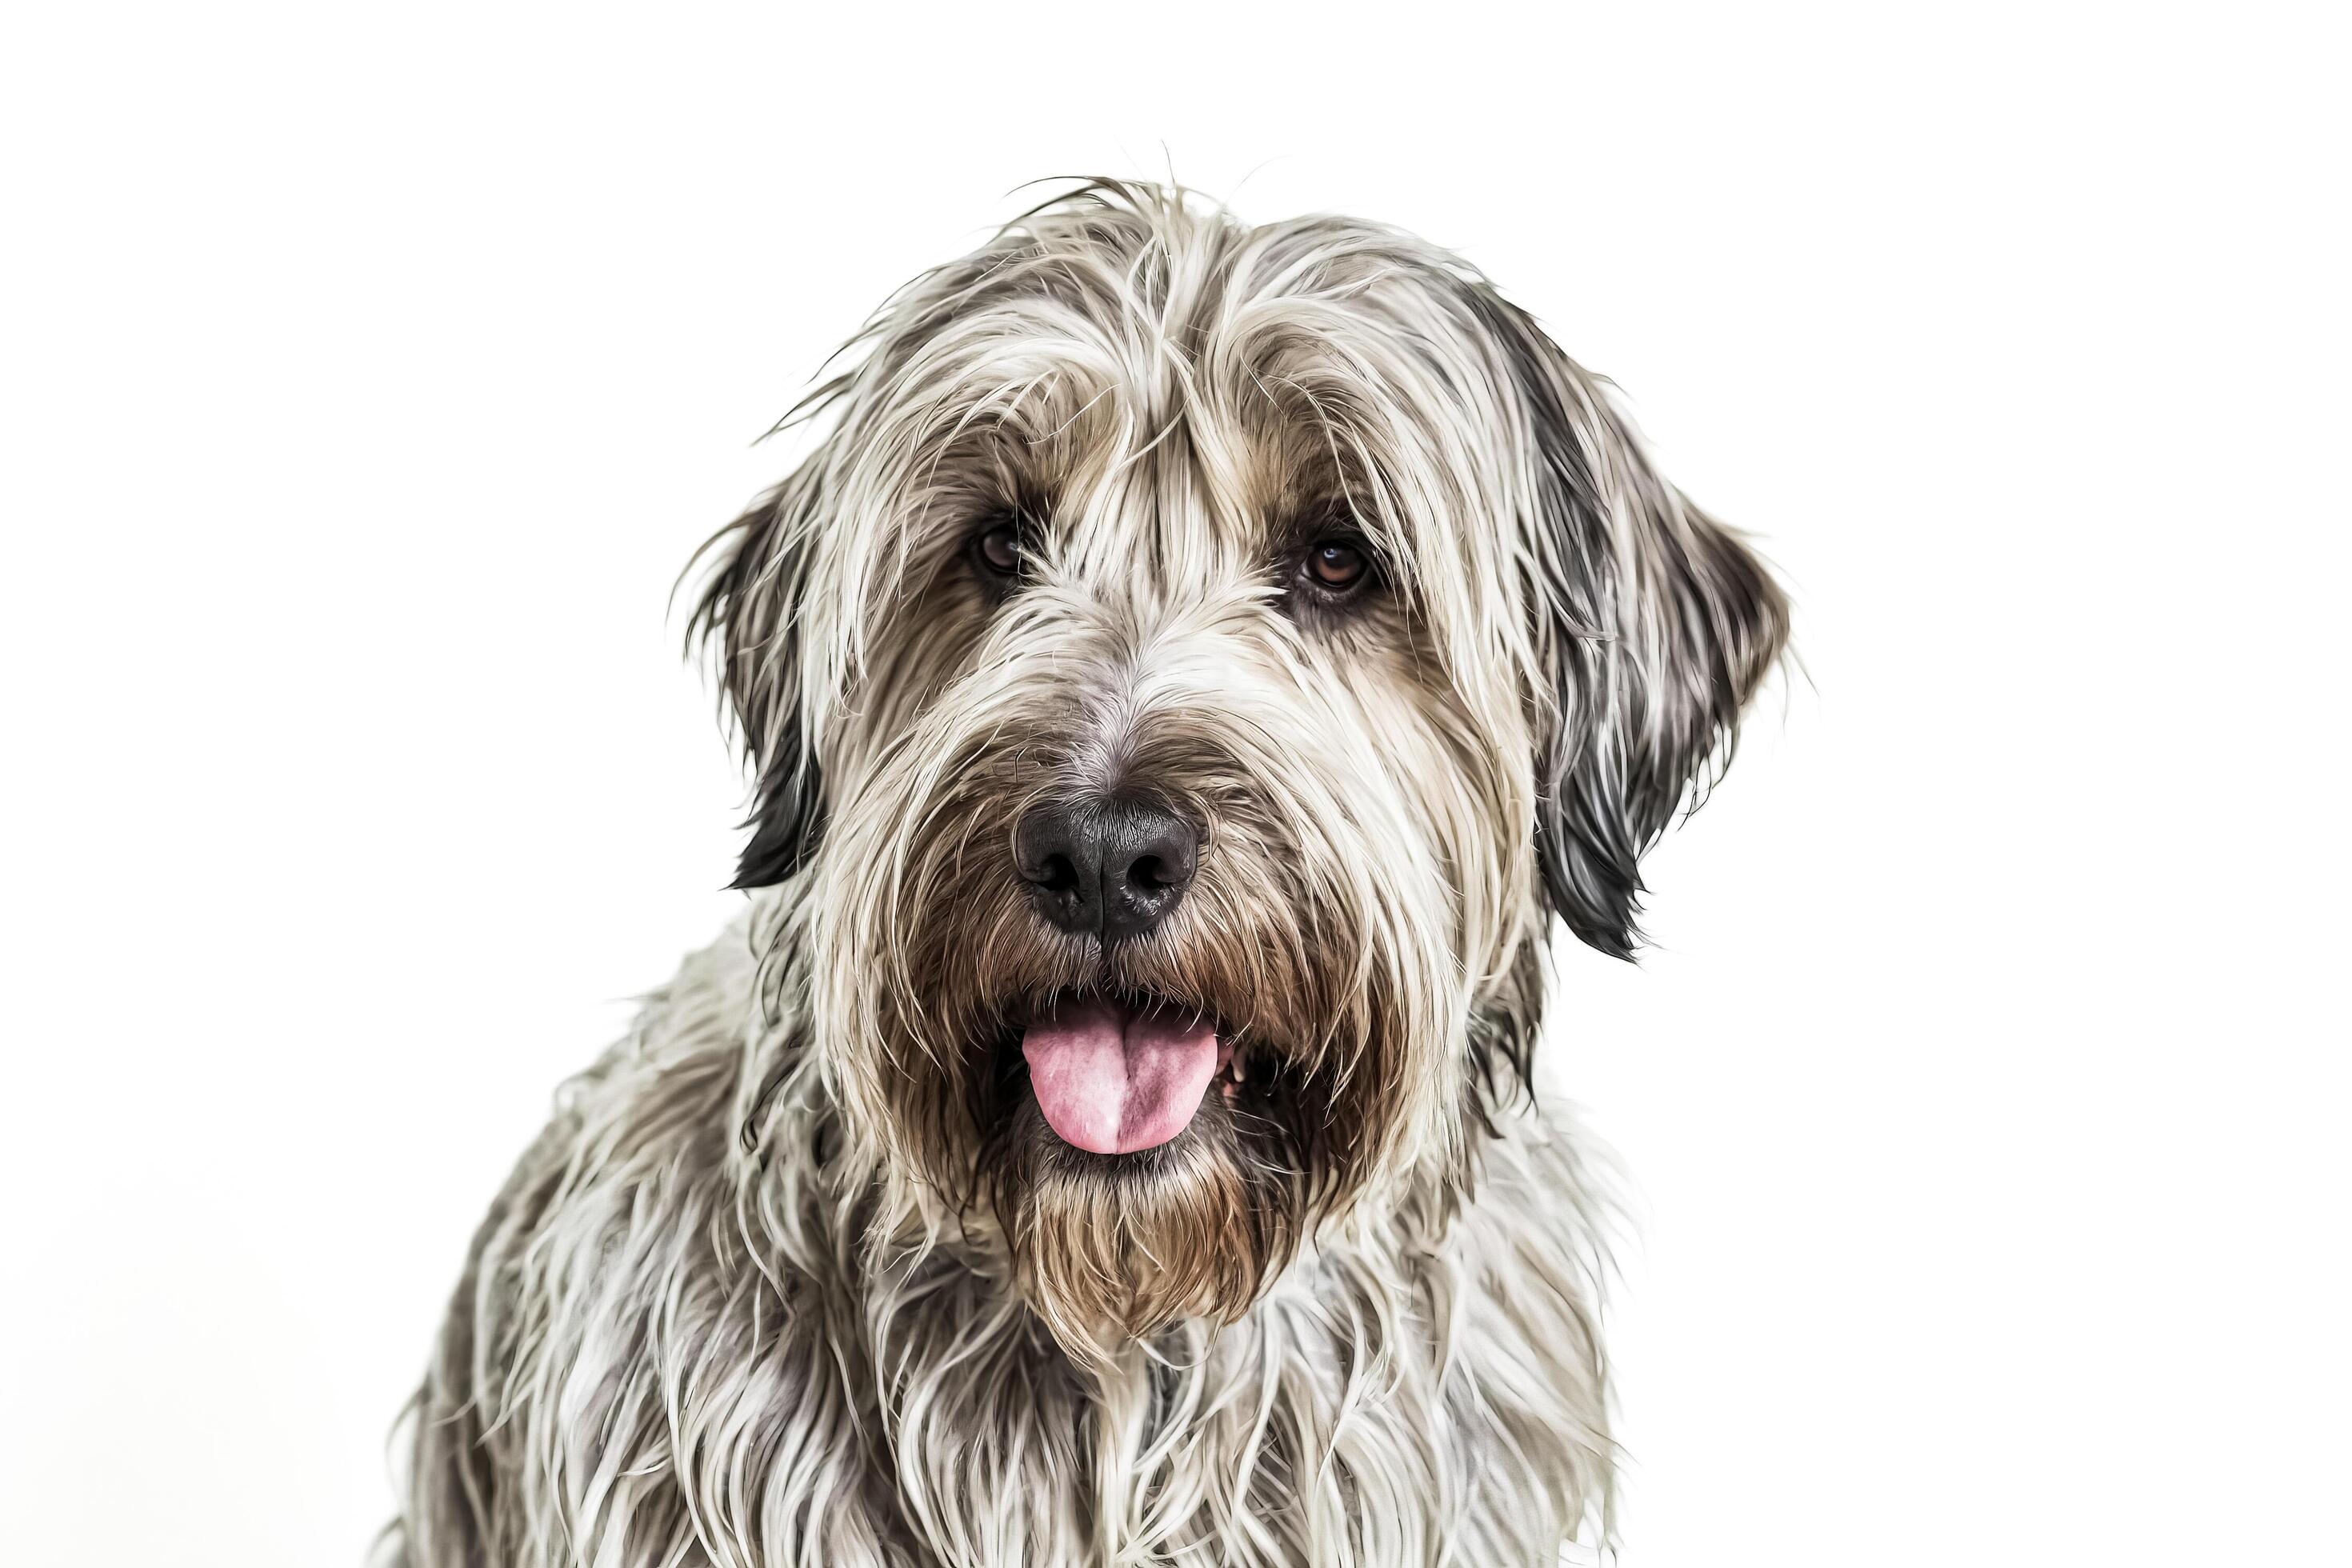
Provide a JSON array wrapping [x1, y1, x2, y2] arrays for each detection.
[[387, 178, 1788, 1567]]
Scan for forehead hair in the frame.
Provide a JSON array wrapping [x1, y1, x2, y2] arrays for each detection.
[[794, 179, 1552, 685]]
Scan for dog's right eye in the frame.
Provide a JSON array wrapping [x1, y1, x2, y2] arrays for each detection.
[[973, 518, 1025, 581], [1306, 539, 1368, 590]]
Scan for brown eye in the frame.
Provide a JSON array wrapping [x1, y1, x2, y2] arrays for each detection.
[[975, 519, 1023, 578], [1306, 538, 1369, 591]]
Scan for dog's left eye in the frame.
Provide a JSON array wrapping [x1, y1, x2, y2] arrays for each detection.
[[1281, 520, 1382, 622], [973, 518, 1025, 580], [1306, 539, 1369, 591]]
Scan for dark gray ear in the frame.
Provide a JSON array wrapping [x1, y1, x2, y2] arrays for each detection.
[[685, 470, 827, 889], [1475, 292, 1789, 958]]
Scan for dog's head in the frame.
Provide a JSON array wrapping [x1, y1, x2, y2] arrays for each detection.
[[694, 182, 1785, 1357]]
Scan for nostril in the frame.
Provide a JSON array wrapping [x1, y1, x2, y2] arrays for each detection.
[[1015, 806, 1088, 893], [1110, 806, 1198, 906]]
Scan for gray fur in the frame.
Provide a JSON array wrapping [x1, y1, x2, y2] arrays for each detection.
[[386, 179, 1785, 1567]]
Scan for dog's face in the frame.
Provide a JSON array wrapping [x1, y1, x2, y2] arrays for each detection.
[[695, 184, 1785, 1357]]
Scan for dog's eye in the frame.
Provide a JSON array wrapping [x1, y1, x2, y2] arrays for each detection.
[[1281, 520, 1382, 624], [974, 518, 1025, 580], [1306, 539, 1369, 591]]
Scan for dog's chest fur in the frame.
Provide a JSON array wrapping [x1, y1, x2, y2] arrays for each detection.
[[397, 926, 1613, 1567]]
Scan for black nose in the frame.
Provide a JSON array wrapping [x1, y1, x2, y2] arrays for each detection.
[[1014, 797, 1199, 946]]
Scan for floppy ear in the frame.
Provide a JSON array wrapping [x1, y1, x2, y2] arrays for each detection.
[[686, 468, 829, 890], [1478, 293, 1789, 958]]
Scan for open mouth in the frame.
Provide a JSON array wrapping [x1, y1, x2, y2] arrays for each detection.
[[1018, 990, 1235, 1155]]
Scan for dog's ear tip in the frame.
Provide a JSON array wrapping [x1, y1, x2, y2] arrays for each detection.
[[730, 806, 826, 891], [1538, 839, 1648, 960], [1560, 915, 1644, 963], [726, 762, 830, 892], [1593, 933, 1644, 963], [728, 846, 795, 893]]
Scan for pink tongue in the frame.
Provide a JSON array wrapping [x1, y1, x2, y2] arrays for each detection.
[[1020, 997, 1222, 1154]]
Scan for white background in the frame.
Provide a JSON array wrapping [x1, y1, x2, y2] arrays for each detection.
[[2, 3, 2344, 1564]]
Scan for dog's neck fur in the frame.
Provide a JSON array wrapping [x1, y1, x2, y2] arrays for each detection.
[[394, 903, 1614, 1568]]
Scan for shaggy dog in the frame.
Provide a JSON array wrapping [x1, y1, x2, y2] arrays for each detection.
[[388, 179, 1787, 1567]]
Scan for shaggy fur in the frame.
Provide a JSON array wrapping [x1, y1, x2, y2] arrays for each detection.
[[386, 180, 1787, 1567]]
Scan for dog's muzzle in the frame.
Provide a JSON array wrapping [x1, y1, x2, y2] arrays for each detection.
[[1007, 794, 1225, 1155]]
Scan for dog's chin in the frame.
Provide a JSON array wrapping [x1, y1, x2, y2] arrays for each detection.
[[975, 986, 1312, 1360]]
